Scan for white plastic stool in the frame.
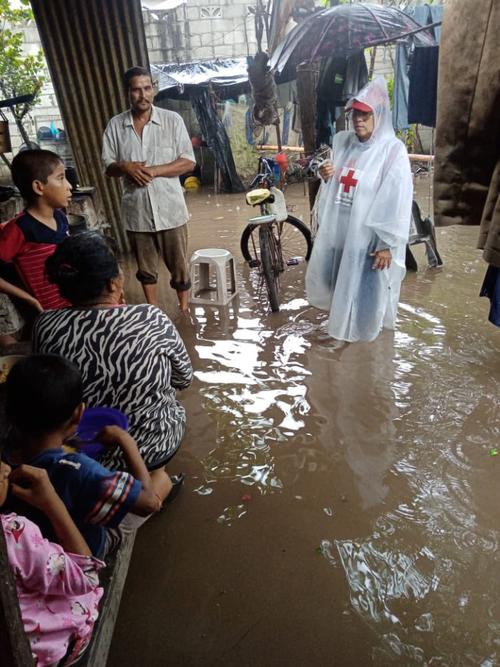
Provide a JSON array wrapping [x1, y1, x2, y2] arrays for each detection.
[[189, 248, 238, 306]]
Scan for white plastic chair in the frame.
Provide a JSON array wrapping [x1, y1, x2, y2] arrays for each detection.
[[189, 248, 238, 306]]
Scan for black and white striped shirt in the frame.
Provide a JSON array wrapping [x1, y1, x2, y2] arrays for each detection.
[[33, 304, 193, 470]]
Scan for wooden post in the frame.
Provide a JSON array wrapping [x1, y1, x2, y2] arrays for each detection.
[[336, 110, 346, 132], [275, 117, 282, 153], [296, 62, 321, 210], [0, 524, 34, 666]]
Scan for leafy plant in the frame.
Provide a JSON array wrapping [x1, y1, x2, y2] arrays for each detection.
[[386, 75, 419, 152], [386, 75, 394, 104], [0, 0, 45, 162]]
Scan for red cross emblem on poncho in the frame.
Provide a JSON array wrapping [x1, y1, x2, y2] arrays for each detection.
[[340, 169, 358, 193]]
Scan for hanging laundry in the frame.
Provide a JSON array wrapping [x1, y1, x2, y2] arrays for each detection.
[[408, 46, 440, 127], [392, 4, 443, 130]]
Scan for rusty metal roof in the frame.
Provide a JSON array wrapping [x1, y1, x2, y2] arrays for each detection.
[[30, 0, 150, 251]]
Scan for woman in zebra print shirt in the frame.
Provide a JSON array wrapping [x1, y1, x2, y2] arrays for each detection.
[[32, 232, 193, 474]]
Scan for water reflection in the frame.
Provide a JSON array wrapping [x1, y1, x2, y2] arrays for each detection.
[[302, 331, 400, 510], [314, 245, 500, 665], [187, 222, 500, 663], [193, 302, 313, 494], [336, 539, 438, 625], [115, 184, 500, 666]]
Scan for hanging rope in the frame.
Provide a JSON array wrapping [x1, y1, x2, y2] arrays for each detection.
[[248, 51, 279, 129]]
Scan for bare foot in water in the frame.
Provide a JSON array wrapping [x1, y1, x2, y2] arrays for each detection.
[[177, 289, 190, 313]]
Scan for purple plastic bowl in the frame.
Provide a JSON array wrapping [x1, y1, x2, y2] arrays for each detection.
[[76, 407, 129, 459]]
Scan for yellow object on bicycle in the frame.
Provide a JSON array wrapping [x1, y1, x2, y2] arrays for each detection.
[[246, 188, 272, 206]]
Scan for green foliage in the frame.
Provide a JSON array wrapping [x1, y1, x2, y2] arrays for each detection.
[[386, 75, 418, 152], [0, 0, 45, 145], [225, 99, 259, 183], [386, 75, 394, 106], [397, 125, 418, 152]]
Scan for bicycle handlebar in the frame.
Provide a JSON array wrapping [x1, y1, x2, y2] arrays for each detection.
[[249, 173, 269, 189]]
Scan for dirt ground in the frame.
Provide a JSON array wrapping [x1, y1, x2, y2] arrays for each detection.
[[108, 181, 500, 666]]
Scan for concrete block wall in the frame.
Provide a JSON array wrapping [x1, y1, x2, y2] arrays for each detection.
[[372, 44, 395, 80], [143, 0, 258, 65]]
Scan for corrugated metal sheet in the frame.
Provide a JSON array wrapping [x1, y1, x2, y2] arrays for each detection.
[[30, 0, 150, 251]]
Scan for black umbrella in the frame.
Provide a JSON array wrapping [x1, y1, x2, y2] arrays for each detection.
[[269, 3, 437, 74]]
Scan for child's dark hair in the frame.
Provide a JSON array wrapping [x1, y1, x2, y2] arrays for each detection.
[[6, 354, 83, 435], [45, 231, 120, 304], [123, 66, 152, 90], [11, 149, 63, 203]]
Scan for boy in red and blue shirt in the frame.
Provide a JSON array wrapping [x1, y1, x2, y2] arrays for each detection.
[[0, 150, 72, 310]]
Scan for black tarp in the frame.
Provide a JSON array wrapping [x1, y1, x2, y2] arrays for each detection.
[[315, 51, 368, 146], [152, 59, 246, 192], [190, 89, 244, 193]]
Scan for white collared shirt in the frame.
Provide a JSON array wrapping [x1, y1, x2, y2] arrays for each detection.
[[102, 106, 195, 232]]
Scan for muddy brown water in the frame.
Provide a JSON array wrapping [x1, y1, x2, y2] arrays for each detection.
[[109, 181, 500, 666]]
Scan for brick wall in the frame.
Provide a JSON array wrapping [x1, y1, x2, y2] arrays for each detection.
[[144, 0, 258, 64]]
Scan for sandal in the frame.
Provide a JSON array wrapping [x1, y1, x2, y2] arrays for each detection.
[[165, 473, 185, 505]]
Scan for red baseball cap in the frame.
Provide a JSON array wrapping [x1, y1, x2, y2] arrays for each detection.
[[350, 99, 373, 113]]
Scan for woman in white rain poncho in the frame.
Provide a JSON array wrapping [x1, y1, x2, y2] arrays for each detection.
[[306, 76, 413, 343]]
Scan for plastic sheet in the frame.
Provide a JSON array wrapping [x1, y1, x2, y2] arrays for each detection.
[[152, 59, 249, 102], [190, 89, 244, 193]]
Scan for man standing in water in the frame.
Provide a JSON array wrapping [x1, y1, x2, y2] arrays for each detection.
[[102, 66, 196, 311]]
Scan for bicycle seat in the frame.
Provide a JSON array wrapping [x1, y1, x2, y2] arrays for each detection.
[[246, 188, 274, 207]]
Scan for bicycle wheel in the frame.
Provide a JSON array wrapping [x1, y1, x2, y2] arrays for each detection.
[[241, 215, 313, 266], [259, 225, 280, 312]]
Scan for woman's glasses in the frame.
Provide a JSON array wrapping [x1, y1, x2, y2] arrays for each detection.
[[351, 109, 373, 120]]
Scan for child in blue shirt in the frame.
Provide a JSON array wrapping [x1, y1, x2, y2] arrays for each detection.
[[3, 354, 171, 558]]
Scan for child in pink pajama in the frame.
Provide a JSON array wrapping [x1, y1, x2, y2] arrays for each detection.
[[0, 462, 103, 666]]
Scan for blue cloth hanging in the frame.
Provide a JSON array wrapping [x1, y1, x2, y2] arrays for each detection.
[[408, 46, 439, 127], [393, 4, 443, 130]]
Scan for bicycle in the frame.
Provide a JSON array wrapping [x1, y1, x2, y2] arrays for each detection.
[[241, 157, 313, 312]]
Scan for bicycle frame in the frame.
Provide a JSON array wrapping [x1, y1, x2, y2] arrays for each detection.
[[242, 156, 313, 310], [247, 208, 283, 265]]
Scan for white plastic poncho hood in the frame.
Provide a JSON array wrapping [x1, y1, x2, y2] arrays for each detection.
[[345, 75, 395, 144], [305, 76, 413, 343]]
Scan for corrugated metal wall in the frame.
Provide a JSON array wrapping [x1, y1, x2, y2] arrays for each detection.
[[30, 0, 150, 251]]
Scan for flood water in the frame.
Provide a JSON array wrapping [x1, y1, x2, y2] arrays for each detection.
[[109, 180, 500, 666]]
